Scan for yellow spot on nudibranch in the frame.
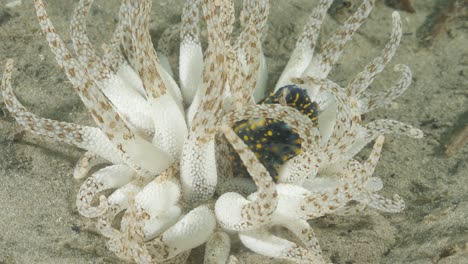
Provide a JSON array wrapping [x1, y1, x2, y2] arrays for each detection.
[[293, 92, 300, 103]]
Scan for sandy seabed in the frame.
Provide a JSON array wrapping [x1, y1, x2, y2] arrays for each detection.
[[0, 0, 467, 263]]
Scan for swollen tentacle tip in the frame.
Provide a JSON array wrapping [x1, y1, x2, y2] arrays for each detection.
[[392, 194, 406, 210], [220, 124, 233, 135], [394, 64, 409, 72], [410, 128, 424, 139], [73, 167, 87, 179], [375, 135, 385, 145], [5, 59, 14, 68]]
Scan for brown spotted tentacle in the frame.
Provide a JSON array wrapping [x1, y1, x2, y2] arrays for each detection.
[[107, 195, 151, 262], [294, 77, 361, 164], [362, 192, 405, 212], [35, 0, 173, 177], [297, 136, 385, 220], [76, 164, 135, 218], [181, 0, 230, 204], [157, 24, 180, 78], [70, 0, 109, 80], [145, 205, 216, 262], [343, 119, 423, 159], [179, 0, 203, 105], [230, 0, 269, 107], [360, 64, 413, 113], [121, 0, 187, 160], [1, 60, 122, 165], [216, 126, 277, 231], [348, 12, 402, 97], [96, 180, 143, 238], [71, 0, 155, 136], [275, 0, 333, 90], [283, 219, 326, 263], [304, 0, 375, 80], [73, 151, 105, 179]]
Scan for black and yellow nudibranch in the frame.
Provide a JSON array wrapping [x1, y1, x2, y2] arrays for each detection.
[[232, 84, 319, 182]]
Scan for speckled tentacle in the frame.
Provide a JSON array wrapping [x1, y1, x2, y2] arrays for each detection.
[[348, 12, 402, 97], [360, 64, 413, 112], [121, 0, 187, 160], [295, 0, 333, 52], [120, 0, 183, 106], [358, 192, 405, 213], [180, 0, 203, 105], [293, 77, 361, 164], [101, 26, 147, 99], [71, 0, 155, 136], [96, 180, 143, 238], [361, 136, 384, 180], [240, 0, 266, 30], [73, 151, 105, 179], [204, 231, 231, 264], [77, 164, 135, 218], [107, 195, 151, 263], [1, 60, 122, 165], [99, 165, 180, 242], [333, 202, 369, 216], [343, 119, 423, 159], [102, 24, 125, 72], [230, 0, 267, 108], [187, 0, 234, 118], [135, 165, 182, 241], [191, 0, 231, 137], [157, 24, 180, 77], [239, 228, 318, 263], [214, 133, 256, 196], [70, 0, 109, 79], [275, 0, 333, 90], [191, 0, 234, 136], [227, 255, 240, 264], [34, 0, 172, 177], [216, 126, 277, 230], [283, 219, 325, 264], [185, 0, 233, 121], [304, 0, 375, 79], [146, 205, 216, 261], [181, 0, 229, 204], [299, 136, 384, 219], [215, 132, 257, 196], [240, 0, 269, 101], [365, 119, 423, 139]]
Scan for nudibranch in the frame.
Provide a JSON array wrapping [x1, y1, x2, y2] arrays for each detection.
[[1, 0, 423, 263], [233, 85, 319, 182]]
